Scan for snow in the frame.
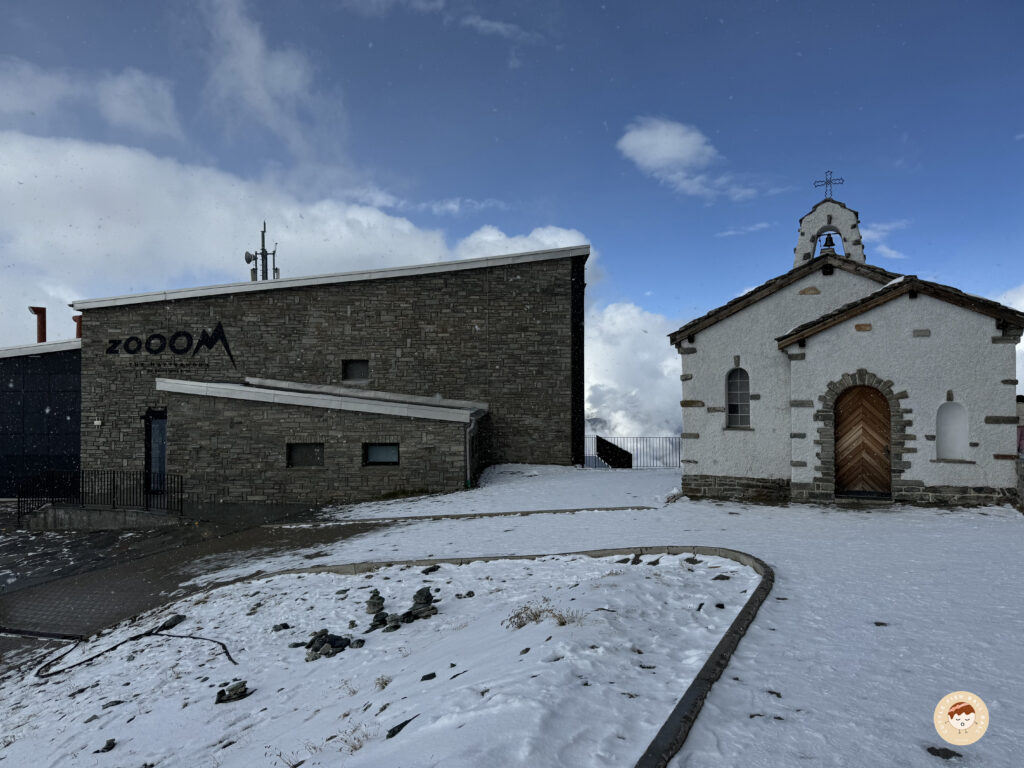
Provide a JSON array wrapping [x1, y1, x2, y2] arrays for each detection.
[[3, 465, 1023, 767], [0, 553, 756, 766], [320, 464, 680, 521]]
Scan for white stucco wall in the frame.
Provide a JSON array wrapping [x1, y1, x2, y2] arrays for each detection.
[[680, 268, 881, 480], [788, 293, 1019, 489]]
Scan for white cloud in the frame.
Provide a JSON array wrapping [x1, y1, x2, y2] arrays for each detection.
[[0, 58, 76, 118], [453, 224, 587, 261], [715, 221, 772, 238], [0, 131, 585, 349], [0, 58, 183, 140], [459, 15, 540, 44], [203, 0, 341, 160], [616, 117, 755, 201], [1015, 132, 1024, 141], [96, 68, 183, 139], [996, 285, 1024, 396], [585, 303, 682, 437], [860, 219, 909, 260]]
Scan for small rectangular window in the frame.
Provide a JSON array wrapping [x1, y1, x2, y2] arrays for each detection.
[[363, 442, 399, 466], [342, 359, 369, 381], [287, 442, 324, 467]]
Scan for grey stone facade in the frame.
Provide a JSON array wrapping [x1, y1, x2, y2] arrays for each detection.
[[76, 250, 587, 508], [680, 474, 790, 504], [166, 393, 467, 506]]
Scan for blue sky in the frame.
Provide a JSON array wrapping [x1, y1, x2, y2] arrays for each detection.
[[1, 0, 1021, 432]]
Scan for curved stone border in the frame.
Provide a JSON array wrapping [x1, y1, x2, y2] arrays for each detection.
[[263, 544, 774, 768]]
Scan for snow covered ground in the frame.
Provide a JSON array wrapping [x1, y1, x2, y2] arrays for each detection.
[[0, 552, 757, 767], [3, 465, 1023, 766], [319, 464, 678, 521]]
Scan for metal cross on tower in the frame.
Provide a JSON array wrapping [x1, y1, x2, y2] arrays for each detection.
[[814, 170, 844, 199]]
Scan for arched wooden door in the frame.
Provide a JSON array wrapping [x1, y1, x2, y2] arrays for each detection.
[[834, 386, 891, 496]]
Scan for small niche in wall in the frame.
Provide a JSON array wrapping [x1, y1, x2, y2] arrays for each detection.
[[363, 443, 400, 466], [287, 442, 324, 467], [342, 359, 369, 382]]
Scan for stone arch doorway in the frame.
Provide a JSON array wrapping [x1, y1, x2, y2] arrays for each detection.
[[834, 386, 891, 496]]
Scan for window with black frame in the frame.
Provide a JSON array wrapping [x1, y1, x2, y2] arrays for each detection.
[[726, 368, 750, 428]]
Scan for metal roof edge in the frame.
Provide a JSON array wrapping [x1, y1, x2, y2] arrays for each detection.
[[72, 244, 590, 311], [155, 378, 475, 423], [0, 339, 82, 359]]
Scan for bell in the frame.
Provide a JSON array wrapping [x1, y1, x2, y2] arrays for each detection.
[[823, 233, 835, 249]]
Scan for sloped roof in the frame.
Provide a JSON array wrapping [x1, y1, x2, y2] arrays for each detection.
[[775, 276, 1024, 349], [667, 253, 900, 346]]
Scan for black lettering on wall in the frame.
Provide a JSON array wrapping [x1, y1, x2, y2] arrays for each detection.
[[106, 339, 121, 355], [169, 331, 193, 354], [192, 322, 236, 367], [123, 336, 142, 355], [145, 334, 167, 354]]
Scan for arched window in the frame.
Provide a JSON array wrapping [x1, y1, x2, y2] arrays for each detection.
[[936, 402, 968, 460], [726, 368, 750, 428]]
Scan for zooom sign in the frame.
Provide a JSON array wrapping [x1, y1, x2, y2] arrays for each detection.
[[106, 322, 237, 367]]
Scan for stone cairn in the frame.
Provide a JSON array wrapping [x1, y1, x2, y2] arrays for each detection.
[[367, 586, 438, 634]]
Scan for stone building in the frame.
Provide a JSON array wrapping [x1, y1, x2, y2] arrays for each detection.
[[70, 245, 587, 511], [669, 198, 1022, 507]]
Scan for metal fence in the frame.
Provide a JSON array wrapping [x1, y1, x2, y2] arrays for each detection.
[[17, 470, 184, 523], [584, 436, 682, 469]]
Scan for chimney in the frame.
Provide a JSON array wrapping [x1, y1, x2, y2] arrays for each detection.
[[73, 315, 82, 339], [28, 306, 46, 343]]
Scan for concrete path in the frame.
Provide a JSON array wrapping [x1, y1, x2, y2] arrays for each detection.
[[0, 512, 381, 675]]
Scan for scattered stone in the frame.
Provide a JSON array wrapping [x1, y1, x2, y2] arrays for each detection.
[[420, 672, 436, 681], [696, 602, 704, 612], [349, 638, 365, 649], [684, 556, 702, 565], [421, 564, 440, 574], [767, 690, 782, 698], [465, 590, 474, 598], [775, 597, 788, 601], [288, 642, 305, 648], [616, 557, 630, 564], [715, 603, 725, 609], [101, 700, 124, 709], [215, 681, 252, 704], [926, 746, 963, 760], [647, 557, 661, 566], [383, 614, 402, 632], [874, 621, 889, 626], [712, 574, 730, 581], [366, 589, 385, 615], [450, 670, 466, 680], [367, 611, 389, 632], [773, 716, 784, 721], [520, 647, 530, 655], [93, 738, 116, 753], [84, 714, 99, 723], [749, 713, 763, 719], [630, 553, 642, 565], [272, 623, 291, 632], [157, 614, 186, 632], [386, 714, 419, 739], [348, 620, 357, 629]]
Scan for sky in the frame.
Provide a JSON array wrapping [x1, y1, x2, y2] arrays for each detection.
[[1, 0, 1022, 433]]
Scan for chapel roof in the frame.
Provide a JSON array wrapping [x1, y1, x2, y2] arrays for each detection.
[[667, 253, 901, 346], [775, 276, 1024, 348]]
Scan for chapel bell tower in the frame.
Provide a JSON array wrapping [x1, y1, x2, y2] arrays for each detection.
[[793, 172, 866, 267]]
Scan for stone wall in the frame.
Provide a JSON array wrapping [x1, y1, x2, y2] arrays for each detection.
[[165, 392, 467, 506], [681, 474, 791, 504], [80, 255, 584, 475]]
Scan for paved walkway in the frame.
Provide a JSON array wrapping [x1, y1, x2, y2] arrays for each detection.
[[0, 512, 381, 675]]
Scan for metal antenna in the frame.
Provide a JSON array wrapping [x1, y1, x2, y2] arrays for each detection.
[[814, 170, 844, 199], [243, 222, 279, 281]]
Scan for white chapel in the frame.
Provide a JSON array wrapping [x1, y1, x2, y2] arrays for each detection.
[[669, 195, 1023, 507]]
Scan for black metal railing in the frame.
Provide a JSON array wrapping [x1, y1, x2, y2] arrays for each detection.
[[16, 470, 184, 524], [584, 436, 682, 469]]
